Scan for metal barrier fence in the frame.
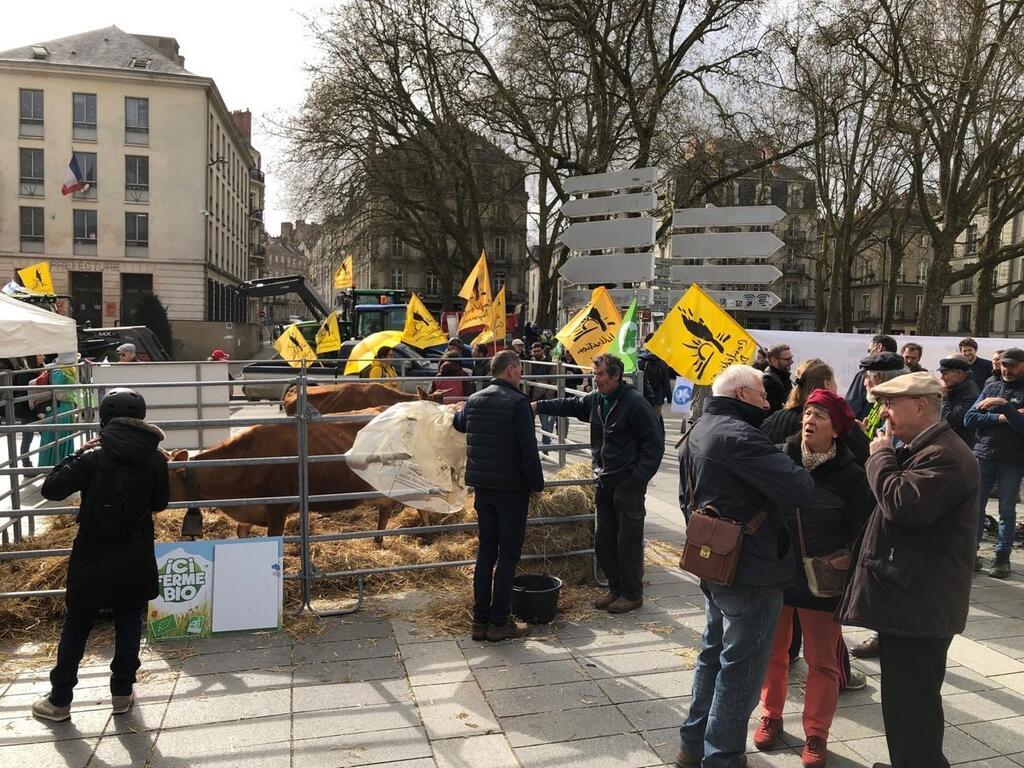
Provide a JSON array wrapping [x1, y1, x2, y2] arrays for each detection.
[[0, 360, 599, 617]]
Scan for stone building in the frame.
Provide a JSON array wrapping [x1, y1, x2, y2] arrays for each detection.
[[262, 221, 320, 322]]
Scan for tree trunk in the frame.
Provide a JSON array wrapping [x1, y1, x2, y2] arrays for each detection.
[[916, 238, 955, 335], [880, 238, 903, 334], [974, 264, 995, 337]]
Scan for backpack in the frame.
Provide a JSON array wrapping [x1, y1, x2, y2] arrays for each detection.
[[81, 452, 138, 542]]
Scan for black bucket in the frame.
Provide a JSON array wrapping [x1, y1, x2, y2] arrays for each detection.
[[511, 574, 563, 624]]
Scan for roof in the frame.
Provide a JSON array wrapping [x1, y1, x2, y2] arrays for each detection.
[[0, 26, 195, 76]]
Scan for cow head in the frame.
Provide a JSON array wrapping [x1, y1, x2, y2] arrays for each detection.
[[416, 385, 447, 403], [164, 449, 191, 501]]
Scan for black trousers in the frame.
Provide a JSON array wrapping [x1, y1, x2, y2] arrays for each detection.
[[879, 633, 953, 768], [595, 473, 646, 601], [50, 604, 145, 707], [473, 489, 529, 625]]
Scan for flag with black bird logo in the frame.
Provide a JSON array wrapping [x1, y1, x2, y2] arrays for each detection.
[[273, 323, 318, 368], [471, 286, 507, 346], [555, 286, 622, 368], [315, 312, 342, 355], [17, 261, 54, 294], [457, 252, 492, 332], [402, 293, 447, 349], [334, 256, 355, 290]]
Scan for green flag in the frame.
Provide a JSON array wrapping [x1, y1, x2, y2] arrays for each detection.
[[608, 297, 639, 373]]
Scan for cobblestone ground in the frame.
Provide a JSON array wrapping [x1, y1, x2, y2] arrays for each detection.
[[3, 417, 1024, 767]]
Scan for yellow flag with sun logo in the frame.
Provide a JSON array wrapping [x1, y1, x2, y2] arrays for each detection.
[[555, 286, 622, 368], [334, 256, 355, 290], [645, 283, 756, 385], [458, 252, 492, 332], [18, 261, 54, 294], [273, 324, 318, 368]]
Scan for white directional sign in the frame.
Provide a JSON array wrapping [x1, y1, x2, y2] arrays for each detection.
[[669, 232, 784, 260], [562, 217, 656, 252], [563, 167, 664, 196], [657, 289, 782, 310], [561, 191, 659, 219], [560, 252, 655, 284], [672, 205, 785, 229], [563, 287, 654, 307], [669, 264, 782, 284]]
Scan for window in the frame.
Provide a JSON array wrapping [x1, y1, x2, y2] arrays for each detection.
[[918, 261, 928, 284], [961, 272, 974, 295], [125, 97, 149, 145], [72, 151, 97, 199], [19, 148, 44, 196], [493, 236, 507, 263], [125, 155, 149, 202], [390, 236, 402, 259], [939, 305, 951, 332], [915, 295, 923, 318], [894, 293, 904, 317], [73, 209, 98, 255], [897, 262, 905, 283], [959, 304, 973, 332], [19, 206, 44, 252], [121, 273, 153, 325], [125, 212, 149, 256], [390, 268, 404, 290], [72, 93, 97, 140], [425, 270, 439, 297], [860, 293, 870, 311], [965, 223, 978, 255], [494, 272, 506, 291], [19, 89, 43, 137], [785, 282, 797, 305], [127, 58, 152, 70], [1017, 304, 1024, 332]]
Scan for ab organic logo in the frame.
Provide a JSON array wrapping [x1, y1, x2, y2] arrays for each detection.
[[159, 556, 208, 602]]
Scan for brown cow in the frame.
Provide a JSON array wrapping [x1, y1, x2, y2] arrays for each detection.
[[282, 382, 445, 416], [167, 408, 429, 539]]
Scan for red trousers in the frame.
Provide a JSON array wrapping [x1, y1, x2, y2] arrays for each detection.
[[760, 605, 842, 740]]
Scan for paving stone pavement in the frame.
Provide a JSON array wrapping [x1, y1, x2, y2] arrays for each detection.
[[3, 453, 1024, 767]]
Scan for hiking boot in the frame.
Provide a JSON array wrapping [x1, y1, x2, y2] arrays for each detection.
[[753, 715, 783, 750], [111, 691, 135, 714], [842, 668, 867, 691], [675, 749, 701, 767], [802, 736, 828, 767], [594, 591, 619, 610], [32, 697, 70, 722], [606, 596, 643, 614], [471, 622, 488, 641], [850, 634, 880, 658], [485, 619, 530, 641], [990, 552, 1011, 579]]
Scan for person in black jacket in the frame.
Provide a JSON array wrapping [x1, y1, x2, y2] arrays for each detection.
[[754, 389, 873, 768], [32, 388, 169, 723], [453, 350, 544, 642], [763, 344, 795, 412], [470, 343, 491, 394], [938, 355, 980, 448], [639, 334, 672, 415], [12, 354, 47, 468], [959, 337, 993, 390], [535, 353, 663, 614], [846, 334, 898, 419]]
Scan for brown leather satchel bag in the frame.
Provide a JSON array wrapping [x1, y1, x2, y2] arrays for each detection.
[[795, 508, 850, 598], [679, 434, 767, 586]]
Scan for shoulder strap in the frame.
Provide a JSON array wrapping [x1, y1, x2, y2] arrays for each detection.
[[794, 507, 808, 556], [743, 508, 770, 535]]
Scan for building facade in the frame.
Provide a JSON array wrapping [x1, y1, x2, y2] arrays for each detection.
[[263, 220, 319, 322], [0, 26, 263, 355]]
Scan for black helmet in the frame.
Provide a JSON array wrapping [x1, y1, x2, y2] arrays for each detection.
[[99, 388, 146, 425]]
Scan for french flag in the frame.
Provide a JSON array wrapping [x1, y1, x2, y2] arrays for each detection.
[[61, 154, 88, 195]]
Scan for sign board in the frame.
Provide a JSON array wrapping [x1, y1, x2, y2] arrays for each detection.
[[563, 287, 654, 307], [561, 191, 659, 218], [559, 252, 656, 284], [563, 166, 664, 196], [561, 217, 656, 252], [669, 264, 782, 284], [657, 289, 782, 309], [672, 205, 785, 229], [671, 377, 695, 415], [669, 232, 784, 260]]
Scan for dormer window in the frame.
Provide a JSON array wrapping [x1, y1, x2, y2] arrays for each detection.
[[127, 57, 152, 70], [30, 46, 48, 60]]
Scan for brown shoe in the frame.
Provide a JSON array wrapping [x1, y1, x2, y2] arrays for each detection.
[[675, 749, 700, 767], [850, 634, 880, 658], [471, 622, 488, 641], [485, 619, 530, 641], [607, 596, 643, 614], [594, 591, 619, 610]]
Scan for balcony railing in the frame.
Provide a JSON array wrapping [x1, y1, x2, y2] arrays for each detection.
[[249, 208, 263, 222], [249, 168, 265, 184], [250, 243, 266, 257]]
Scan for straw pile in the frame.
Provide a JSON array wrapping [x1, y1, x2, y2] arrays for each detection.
[[0, 464, 597, 644]]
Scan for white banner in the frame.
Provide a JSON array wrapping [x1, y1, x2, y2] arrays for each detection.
[[671, 376, 695, 415]]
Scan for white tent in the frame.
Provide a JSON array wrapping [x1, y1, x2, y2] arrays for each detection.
[[0, 292, 78, 358]]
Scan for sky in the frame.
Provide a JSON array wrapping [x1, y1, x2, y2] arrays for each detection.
[[0, 1, 327, 237]]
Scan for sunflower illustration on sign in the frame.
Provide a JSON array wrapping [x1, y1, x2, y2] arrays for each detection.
[[645, 284, 756, 385]]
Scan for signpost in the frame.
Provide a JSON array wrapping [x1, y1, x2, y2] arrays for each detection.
[[672, 204, 785, 229], [563, 167, 664, 195], [561, 191, 658, 218], [562, 217, 657, 252], [563, 287, 655, 307], [559, 252, 655, 284], [669, 264, 782, 284], [668, 232, 784, 260], [657, 288, 782, 310]]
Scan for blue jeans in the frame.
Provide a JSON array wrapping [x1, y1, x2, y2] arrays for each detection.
[[976, 457, 1024, 554], [473, 489, 528, 625], [680, 582, 784, 767], [538, 414, 555, 450]]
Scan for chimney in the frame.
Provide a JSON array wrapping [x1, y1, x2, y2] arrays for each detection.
[[231, 110, 253, 143], [280, 222, 294, 239]]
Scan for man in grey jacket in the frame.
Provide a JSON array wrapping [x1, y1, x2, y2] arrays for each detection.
[[677, 365, 817, 768], [535, 353, 663, 613]]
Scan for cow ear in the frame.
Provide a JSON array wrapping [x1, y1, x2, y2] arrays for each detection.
[[170, 449, 189, 463]]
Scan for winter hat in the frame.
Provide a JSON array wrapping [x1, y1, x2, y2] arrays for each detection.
[[805, 388, 856, 438]]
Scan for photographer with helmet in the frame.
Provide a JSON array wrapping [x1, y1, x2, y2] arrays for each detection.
[[32, 388, 169, 722]]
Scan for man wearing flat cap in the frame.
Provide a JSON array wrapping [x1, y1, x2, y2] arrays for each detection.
[[116, 343, 137, 363], [857, 352, 909, 440], [840, 372, 978, 768], [938, 355, 979, 448], [964, 346, 1024, 578]]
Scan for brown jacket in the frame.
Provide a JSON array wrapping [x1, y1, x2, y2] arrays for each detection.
[[839, 422, 979, 638]]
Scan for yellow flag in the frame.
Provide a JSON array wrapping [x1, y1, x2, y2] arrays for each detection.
[[471, 286, 507, 346], [555, 287, 622, 368], [18, 262, 54, 294], [334, 256, 354, 290], [458, 251, 492, 332], [273, 323, 318, 368], [403, 293, 447, 348], [315, 312, 342, 354], [646, 283, 756, 385]]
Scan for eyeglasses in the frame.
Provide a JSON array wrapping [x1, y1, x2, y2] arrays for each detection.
[[739, 385, 769, 402]]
